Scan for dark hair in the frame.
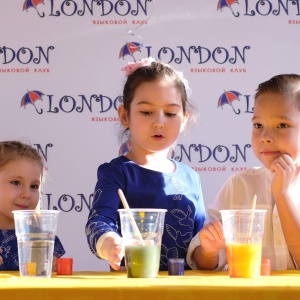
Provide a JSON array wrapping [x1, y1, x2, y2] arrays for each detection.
[[123, 60, 191, 115], [254, 74, 300, 109], [0, 140, 44, 177], [120, 60, 197, 142]]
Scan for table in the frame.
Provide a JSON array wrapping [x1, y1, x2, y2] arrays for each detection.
[[1, 270, 300, 300]]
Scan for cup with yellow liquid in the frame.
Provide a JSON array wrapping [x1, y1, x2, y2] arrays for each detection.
[[220, 209, 266, 278]]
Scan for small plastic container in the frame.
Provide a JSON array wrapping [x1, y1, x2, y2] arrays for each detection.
[[57, 258, 73, 275], [168, 258, 184, 276], [261, 258, 271, 276]]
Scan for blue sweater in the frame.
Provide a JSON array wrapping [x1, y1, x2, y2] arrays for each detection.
[[86, 156, 205, 271], [0, 229, 65, 271]]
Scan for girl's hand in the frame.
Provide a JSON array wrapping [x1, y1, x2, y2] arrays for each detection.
[[270, 154, 296, 198], [198, 220, 225, 257], [102, 235, 124, 271]]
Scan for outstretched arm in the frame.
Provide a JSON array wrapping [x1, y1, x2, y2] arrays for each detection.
[[98, 233, 124, 270]]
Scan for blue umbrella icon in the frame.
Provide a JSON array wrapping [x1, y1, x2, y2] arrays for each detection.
[[119, 42, 143, 62]]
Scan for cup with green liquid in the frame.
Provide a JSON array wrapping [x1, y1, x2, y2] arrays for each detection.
[[118, 208, 167, 278]]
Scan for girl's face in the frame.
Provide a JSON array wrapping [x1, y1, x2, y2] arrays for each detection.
[[251, 92, 300, 169], [0, 158, 42, 229], [119, 80, 188, 156]]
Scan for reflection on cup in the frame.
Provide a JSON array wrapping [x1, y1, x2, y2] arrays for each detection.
[[220, 209, 266, 278], [13, 210, 60, 278], [118, 209, 166, 278]]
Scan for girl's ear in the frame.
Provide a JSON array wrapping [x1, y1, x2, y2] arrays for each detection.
[[118, 105, 129, 128], [180, 111, 189, 132]]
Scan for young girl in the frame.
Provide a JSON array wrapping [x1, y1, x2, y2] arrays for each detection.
[[86, 57, 205, 271], [188, 74, 300, 271], [0, 140, 65, 271]]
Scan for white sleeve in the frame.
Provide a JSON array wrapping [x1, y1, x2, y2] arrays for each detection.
[[207, 177, 233, 223], [96, 231, 121, 259], [186, 233, 227, 271], [186, 177, 233, 270]]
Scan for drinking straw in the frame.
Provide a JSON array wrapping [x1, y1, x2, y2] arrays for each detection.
[[247, 194, 257, 243], [118, 189, 145, 246]]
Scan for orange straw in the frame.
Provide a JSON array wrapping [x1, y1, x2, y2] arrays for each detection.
[[247, 194, 257, 243], [118, 189, 145, 246]]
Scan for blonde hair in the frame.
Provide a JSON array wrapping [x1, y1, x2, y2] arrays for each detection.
[[0, 140, 44, 177]]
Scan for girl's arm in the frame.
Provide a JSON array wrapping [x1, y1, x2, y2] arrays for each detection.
[[85, 162, 125, 264], [188, 178, 232, 270], [192, 220, 225, 270], [271, 154, 300, 268]]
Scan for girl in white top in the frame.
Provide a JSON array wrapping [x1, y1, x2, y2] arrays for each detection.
[[187, 74, 300, 271]]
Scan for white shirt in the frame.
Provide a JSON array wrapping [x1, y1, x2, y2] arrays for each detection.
[[187, 166, 298, 270]]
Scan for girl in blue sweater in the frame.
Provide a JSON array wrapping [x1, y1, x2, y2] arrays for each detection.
[[86, 58, 205, 271]]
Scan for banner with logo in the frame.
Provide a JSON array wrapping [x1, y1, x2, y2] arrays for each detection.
[[1, 0, 300, 271]]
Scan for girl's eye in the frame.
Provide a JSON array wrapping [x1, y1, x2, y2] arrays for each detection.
[[31, 184, 39, 190], [253, 123, 262, 129], [11, 180, 21, 186], [278, 123, 289, 128], [141, 111, 151, 115], [165, 113, 176, 117]]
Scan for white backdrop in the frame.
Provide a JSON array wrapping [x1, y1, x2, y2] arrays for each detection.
[[1, 0, 300, 271]]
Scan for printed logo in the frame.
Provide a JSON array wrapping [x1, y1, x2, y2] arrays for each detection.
[[31, 143, 93, 212], [117, 42, 251, 72], [217, 0, 239, 17], [0, 46, 54, 75], [119, 41, 143, 61], [19, 89, 122, 122], [23, 0, 45, 17], [22, 0, 152, 22], [21, 90, 44, 114], [175, 144, 250, 163], [216, 0, 300, 20], [217, 90, 253, 114], [218, 90, 242, 114]]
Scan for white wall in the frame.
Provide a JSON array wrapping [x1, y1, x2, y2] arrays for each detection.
[[1, 0, 299, 271]]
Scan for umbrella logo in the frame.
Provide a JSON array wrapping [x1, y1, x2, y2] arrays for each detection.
[[23, 0, 45, 17], [20, 90, 44, 114], [217, 0, 239, 17], [217, 90, 241, 114], [119, 41, 143, 62]]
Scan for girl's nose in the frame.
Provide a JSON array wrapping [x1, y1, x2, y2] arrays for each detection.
[[153, 121, 163, 129], [153, 115, 164, 128], [260, 130, 273, 143], [21, 187, 31, 199]]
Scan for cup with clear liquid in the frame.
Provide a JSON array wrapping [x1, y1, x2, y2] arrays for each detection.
[[13, 210, 60, 278]]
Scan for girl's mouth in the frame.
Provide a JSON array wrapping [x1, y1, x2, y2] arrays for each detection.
[[14, 204, 29, 209]]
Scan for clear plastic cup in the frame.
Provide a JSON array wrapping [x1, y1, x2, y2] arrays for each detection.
[[220, 209, 266, 278], [13, 210, 60, 278], [118, 208, 167, 278], [168, 258, 184, 276]]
